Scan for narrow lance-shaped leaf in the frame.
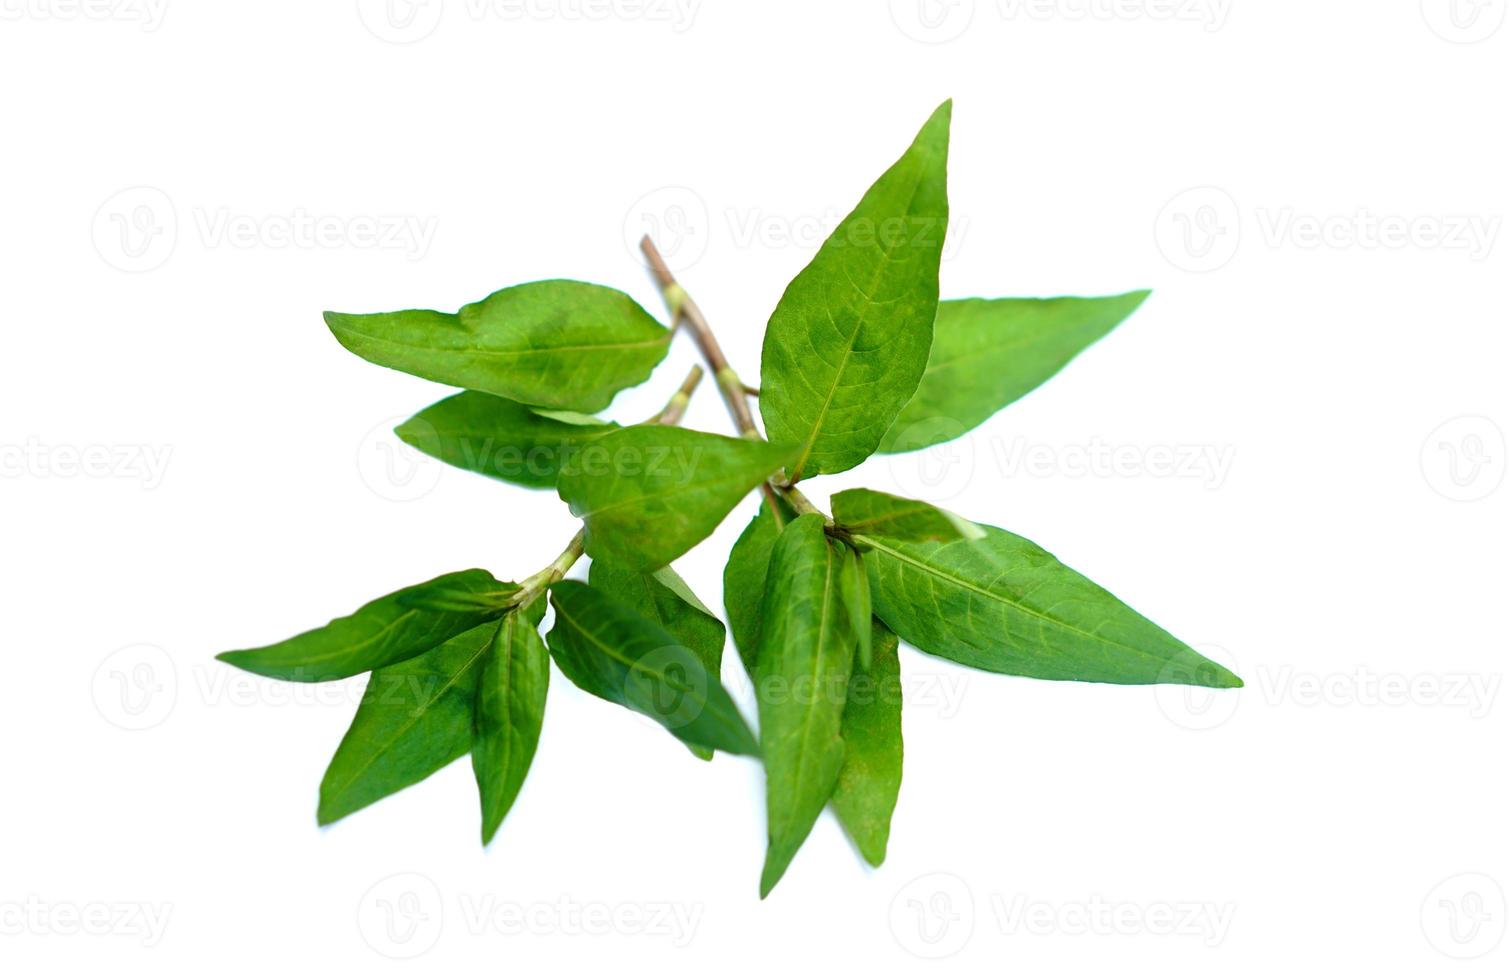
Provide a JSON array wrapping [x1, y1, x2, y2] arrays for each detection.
[[831, 621, 903, 867], [839, 544, 873, 670], [325, 280, 672, 413], [318, 620, 497, 826], [756, 515, 862, 898], [861, 521, 1243, 687], [832, 487, 984, 545], [546, 582, 759, 757], [760, 100, 952, 480], [473, 601, 550, 845], [217, 569, 515, 682], [880, 291, 1151, 454], [722, 497, 796, 673], [397, 390, 617, 490], [589, 561, 727, 760], [557, 426, 795, 570]]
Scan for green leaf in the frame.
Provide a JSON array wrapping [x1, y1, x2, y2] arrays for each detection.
[[879, 291, 1151, 454], [546, 581, 759, 757], [860, 522, 1243, 687], [318, 620, 496, 825], [397, 390, 616, 490], [838, 545, 873, 670], [759, 100, 952, 480], [325, 280, 672, 413], [722, 497, 796, 673], [217, 570, 513, 682], [558, 427, 795, 570], [589, 561, 727, 760], [831, 621, 903, 866], [756, 515, 863, 898], [832, 487, 983, 545], [473, 602, 550, 845]]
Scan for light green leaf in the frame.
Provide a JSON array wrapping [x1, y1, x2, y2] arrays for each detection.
[[722, 497, 796, 673], [217, 570, 512, 682], [589, 561, 727, 760], [760, 101, 952, 480], [397, 390, 617, 490], [325, 280, 672, 413], [318, 621, 496, 825], [756, 515, 862, 898], [880, 291, 1151, 454], [832, 487, 983, 545], [860, 522, 1243, 687], [558, 427, 795, 570], [831, 621, 903, 866], [546, 581, 759, 757], [473, 602, 550, 845]]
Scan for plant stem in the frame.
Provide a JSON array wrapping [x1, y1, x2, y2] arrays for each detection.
[[640, 236, 761, 440], [513, 365, 704, 608]]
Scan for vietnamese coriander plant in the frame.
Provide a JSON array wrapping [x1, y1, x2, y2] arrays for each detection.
[[217, 100, 1241, 897]]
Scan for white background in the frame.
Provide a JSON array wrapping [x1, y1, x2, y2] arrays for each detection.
[[2, 1, 1506, 976]]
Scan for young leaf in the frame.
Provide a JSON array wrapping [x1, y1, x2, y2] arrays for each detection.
[[831, 622, 903, 866], [546, 582, 759, 757], [589, 561, 727, 760], [473, 602, 550, 845], [879, 291, 1151, 454], [756, 515, 863, 897], [759, 100, 952, 480], [832, 487, 983, 544], [722, 497, 796, 672], [860, 522, 1243, 687], [318, 621, 496, 825], [217, 570, 513, 682], [838, 545, 873, 670], [325, 280, 672, 413], [397, 390, 616, 490], [557, 427, 795, 570]]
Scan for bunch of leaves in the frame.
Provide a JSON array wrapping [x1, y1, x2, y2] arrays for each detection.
[[218, 100, 1241, 896]]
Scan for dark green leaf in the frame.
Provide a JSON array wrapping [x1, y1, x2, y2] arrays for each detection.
[[839, 545, 873, 670], [589, 561, 727, 760], [831, 621, 903, 866], [760, 101, 952, 480], [722, 497, 796, 673], [861, 522, 1243, 687], [831, 487, 983, 544], [880, 291, 1151, 454], [397, 390, 616, 490], [217, 570, 511, 682], [558, 427, 795, 570], [756, 515, 863, 897], [473, 602, 550, 845], [318, 621, 496, 825], [546, 582, 759, 757], [325, 280, 671, 413]]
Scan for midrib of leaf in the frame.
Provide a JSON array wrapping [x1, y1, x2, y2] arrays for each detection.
[[788, 541, 841, 815], [554, 602, 693, 694], [786, 170, 930, 482], [838, 502, 939, 533], [295, 607, 421, 667], [325, 632, 490, 803], [337, 323, 668, 360], [855, 534, 1173, 672]]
